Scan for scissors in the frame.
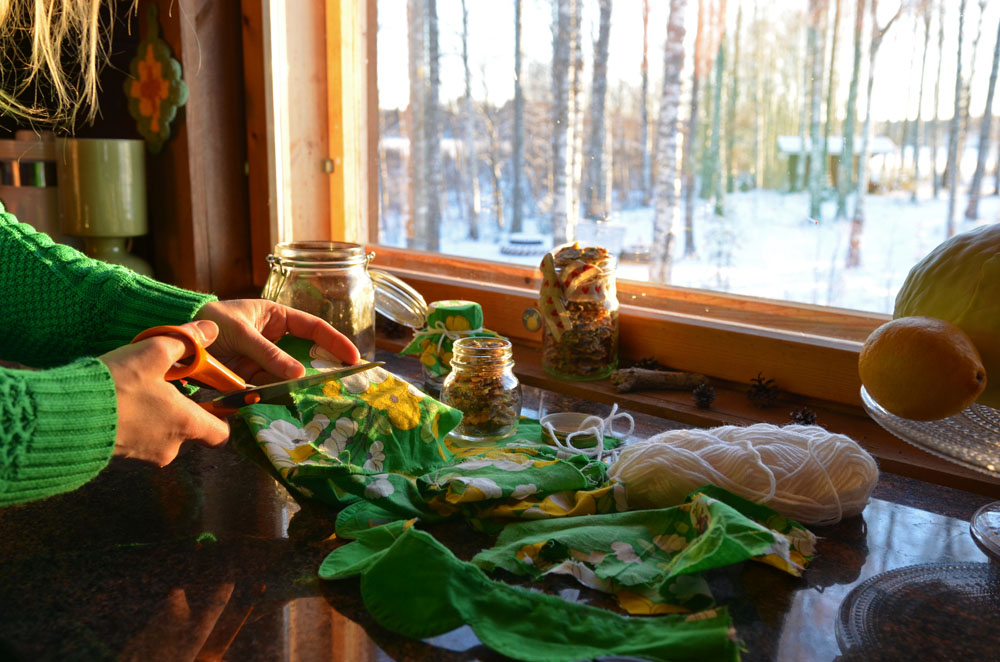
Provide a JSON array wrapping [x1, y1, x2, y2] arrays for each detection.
[[132, 325, 383, 416]]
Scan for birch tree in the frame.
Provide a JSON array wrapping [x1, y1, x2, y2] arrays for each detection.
[[822, 0, 842, 187], [460, 0, 480, 240], [945, 0, 968, 237], [551, 0, 576, 245], [945, 0, 987, 191], [640, 0, 652, 204], [911, 1, 931, 202], [569, 0, 584, 229], [683, 0, 709, 257], [807, 0, 827, 221], [725, 3, 742, 194], [931, 0, 945, 197], [511, 0, 525, 233], [406, 0, 427, 248], [846, 0, 902, 268], [649, 0, 689, 283], [965, 9, 998, 219], [583, 0, 613, 221], [794, 24, 809, 192], [836, 0, 864, 220], [424, 0, 443, 252]]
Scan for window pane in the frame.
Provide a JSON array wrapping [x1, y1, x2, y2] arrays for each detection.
[[376, 0, 999, 315]]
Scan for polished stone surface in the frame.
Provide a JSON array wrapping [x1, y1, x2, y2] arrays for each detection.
[[0, 352, 996, 661]]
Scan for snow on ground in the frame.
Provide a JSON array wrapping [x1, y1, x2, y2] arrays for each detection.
[[383, 187, 1000, 316]]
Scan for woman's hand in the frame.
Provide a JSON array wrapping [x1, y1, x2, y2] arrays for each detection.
[[194, 300, 361, 384], [100, 320, 231, 465]]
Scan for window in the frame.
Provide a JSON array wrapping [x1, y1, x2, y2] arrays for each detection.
[[373, 0, 999, 316]]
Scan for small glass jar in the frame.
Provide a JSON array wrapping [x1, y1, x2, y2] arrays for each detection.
[[540, 244, 619, 381], [262, 241, 426, 360], [440, 337, 522, 443]]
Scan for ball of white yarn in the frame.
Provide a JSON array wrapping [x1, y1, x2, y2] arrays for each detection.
[[607, 424, 879, 526]]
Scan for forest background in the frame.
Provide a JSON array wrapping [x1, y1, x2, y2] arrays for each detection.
[[376, 0, 1000, 314]]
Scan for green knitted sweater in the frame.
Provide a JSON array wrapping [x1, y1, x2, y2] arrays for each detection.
[[0, 203, 217, 506]]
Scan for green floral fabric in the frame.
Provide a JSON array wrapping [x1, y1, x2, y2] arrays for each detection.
[[473, 485, 815, 615], [319, 521, 741, 662]]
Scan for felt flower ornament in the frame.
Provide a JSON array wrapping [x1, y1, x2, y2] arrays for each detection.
[[257, 415, 330, 468], [363, 440, 386, 472], [360, 374, 424, 430], [124, 5, 187, 153]]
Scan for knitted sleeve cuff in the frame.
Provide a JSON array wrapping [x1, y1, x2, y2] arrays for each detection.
[[0, 359, 117, 506], [101, 270, 218, 345]]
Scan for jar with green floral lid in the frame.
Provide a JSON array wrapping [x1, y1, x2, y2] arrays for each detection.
[[399, 299, 498, 396], [440, 336, 522, 443]]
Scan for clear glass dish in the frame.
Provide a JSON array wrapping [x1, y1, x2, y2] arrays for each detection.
[[860, 386, 1000, 558]]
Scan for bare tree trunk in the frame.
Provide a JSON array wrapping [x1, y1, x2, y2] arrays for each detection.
[[649, 0, 689, 283], [807, 0, 827, 221], [583, 0, 613, 221], [424, 0, 442, 252], [511, 0, 525, 233], [460, 0, 480, 240], [640, 0, 652, 204], [931, 0, 945, 198], [406, 0, 426, 248], [945, 0, 967, 237], [945, 0, 986, 192], [709, 40, 725, 216], [912, 2, 931, 203], [794, 24, 809, 192], [683, 0, 707, 257], [846, 0, 901, 268], [964, 9, 997, 219], [836, 0, 864, 220], [551, 0, 574, 245], [751, 0, 762, 188], [568, 0, 584, 235], [822, 0, 841, 191], [725, 3, 741, 194]]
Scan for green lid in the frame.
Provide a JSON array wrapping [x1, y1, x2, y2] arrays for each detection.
[[425, 300, 484, 330]]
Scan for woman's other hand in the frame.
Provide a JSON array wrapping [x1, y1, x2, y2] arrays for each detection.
[[100, 320, 231, 465], [194, 300, 361, 384]]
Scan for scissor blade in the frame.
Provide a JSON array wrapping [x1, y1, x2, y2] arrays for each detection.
[[212, 361, 384, 409]]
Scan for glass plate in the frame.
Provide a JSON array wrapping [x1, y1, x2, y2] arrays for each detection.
[[835, 562, 1000, 661], [861, 386, 1000, 557], [860, 386, 1000, 477]]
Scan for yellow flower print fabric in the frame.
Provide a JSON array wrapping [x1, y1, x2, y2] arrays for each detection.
[[472, 486, 816, 616]]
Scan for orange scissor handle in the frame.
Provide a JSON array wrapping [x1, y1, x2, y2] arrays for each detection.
[[131, 324, 247, 392]]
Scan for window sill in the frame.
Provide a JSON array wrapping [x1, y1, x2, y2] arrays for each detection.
[[378, 335, 1000, 499]]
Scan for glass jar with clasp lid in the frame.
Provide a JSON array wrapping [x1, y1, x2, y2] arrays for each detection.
[[262, 241, 427, 360], [440, 337, 522, 443]]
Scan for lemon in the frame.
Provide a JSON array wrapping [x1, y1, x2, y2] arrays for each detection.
[[894, 223, 1000, 407], [859, 316, 986, 421]]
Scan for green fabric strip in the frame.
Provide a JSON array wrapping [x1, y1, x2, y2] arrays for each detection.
[[321, 526, 739, 662]]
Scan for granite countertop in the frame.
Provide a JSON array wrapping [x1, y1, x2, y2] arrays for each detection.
[[0, 352, 996, 661]]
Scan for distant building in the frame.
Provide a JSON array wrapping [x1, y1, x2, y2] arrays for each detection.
[[777, 135, 896, 190]]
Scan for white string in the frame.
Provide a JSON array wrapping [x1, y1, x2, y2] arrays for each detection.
[[542, 403, 635, 462], [412, 320, 486, 353], [608, 423, 879, 526]]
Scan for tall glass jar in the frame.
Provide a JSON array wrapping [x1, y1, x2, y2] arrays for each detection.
[[440, 337, 522, 443], [262, 241, 426, 360], [539, 244, 619, 381]]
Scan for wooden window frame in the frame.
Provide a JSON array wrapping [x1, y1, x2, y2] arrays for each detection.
[[249, 0, 1000, 496]]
